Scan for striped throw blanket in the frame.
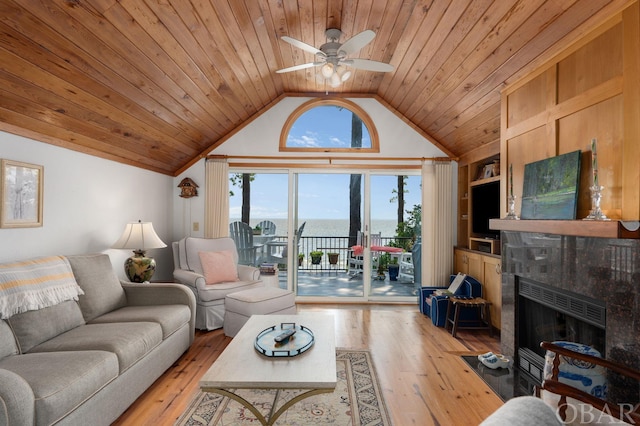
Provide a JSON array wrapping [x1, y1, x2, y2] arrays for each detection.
[[0, 256, 84, 319]]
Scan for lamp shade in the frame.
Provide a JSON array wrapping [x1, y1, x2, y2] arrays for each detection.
[[111, 220, 166, 251], [112, 220, 166, 283], [321, 62, 334, 79]]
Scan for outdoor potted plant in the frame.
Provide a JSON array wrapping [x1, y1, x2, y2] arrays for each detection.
[[376, 253, 389, 280], [328, 252, 339, 265], [298, 253, 304, 266], [252, 225, 262, 235], [388, 257, 400, 281], [310, 250, 323, 265]]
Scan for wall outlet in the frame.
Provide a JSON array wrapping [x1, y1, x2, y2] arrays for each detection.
[[193, 222, 199, 232]]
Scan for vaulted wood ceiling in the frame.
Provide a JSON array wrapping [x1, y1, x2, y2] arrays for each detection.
[[0, 0, 629, 175]]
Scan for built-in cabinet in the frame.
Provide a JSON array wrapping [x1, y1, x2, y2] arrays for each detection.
[[455, 111, 502, 331], [457, 150, 501, 254], [454, 248, 501, 330]]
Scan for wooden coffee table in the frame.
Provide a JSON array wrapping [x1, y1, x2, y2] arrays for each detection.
[[200, 314, 336, 425]]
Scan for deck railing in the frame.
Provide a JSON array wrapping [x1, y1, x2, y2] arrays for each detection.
[[265, 235, 412, 271]]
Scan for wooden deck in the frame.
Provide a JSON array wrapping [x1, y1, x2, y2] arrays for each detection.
[[280, 270, 418, 297], [113, 304, 503, 425]]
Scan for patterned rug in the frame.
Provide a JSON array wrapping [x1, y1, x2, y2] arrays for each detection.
[[176, 349, 392, 425]]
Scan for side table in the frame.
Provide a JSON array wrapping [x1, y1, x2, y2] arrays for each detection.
[[260, 273, 281, 288], [445, 297, 492, 338]]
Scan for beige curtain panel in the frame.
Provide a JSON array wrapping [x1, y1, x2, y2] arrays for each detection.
[[422, 160, 453, 285], [205, 158, 229, 238]]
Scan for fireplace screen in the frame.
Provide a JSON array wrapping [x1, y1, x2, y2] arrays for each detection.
[[518, 278, 606, 359], [518, 296, 606, 359]]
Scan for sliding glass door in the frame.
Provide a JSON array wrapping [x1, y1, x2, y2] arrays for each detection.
[[229, 169, 421, 301]]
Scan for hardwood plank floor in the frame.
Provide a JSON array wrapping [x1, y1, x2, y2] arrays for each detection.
[[113, 304, 503, 425]]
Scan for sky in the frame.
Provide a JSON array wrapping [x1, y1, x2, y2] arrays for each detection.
[[230, 173, 421, 221], [286, 105, 372, 148], [229, 105, 422, 220]]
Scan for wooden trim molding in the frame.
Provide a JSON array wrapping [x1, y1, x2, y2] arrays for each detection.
[[490, 219, 640, 239], [207, 154, 452, 170]]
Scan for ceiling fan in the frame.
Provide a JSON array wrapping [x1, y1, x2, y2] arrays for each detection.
[[276, 29, 394, 87]]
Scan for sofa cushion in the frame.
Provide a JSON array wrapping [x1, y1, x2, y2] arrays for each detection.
[[0, 320, 18, 358], [89, 304, 191, 339], [29, 322, 162, 373], [7, 300, 85, 353], [197, 279, 263, 302], [67, 254, 127, 322], [199, 250, 239, 284], [0, 350, 118, 426]]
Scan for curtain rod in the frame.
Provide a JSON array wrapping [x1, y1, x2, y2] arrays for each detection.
[[207, 154, 456, 162]]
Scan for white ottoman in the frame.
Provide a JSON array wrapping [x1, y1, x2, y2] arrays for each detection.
[[223, 287, 296, 337]]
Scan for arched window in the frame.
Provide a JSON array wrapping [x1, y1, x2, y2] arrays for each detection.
[[279, 98, 379, 152]]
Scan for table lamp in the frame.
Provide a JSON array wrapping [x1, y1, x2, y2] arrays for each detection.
[[112, 220, 167, 283]]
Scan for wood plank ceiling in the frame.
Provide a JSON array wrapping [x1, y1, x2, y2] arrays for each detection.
[[0, 0, 630, 175]]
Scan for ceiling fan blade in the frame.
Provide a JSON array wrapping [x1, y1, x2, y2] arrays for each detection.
[[342, 58, 394, 72], [281, 36, 325, 56], [338, 30, 376, 55], [276, 62, 322, 73]]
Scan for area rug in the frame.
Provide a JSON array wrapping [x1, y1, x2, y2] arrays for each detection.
[[176, 349, 392, 425]]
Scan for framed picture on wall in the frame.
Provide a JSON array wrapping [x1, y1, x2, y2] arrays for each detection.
[[1, 159, 44, 228]]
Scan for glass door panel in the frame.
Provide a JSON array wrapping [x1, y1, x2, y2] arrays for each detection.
[[294, 172, 366, 298], [228, 171, 289, 289], [369, 174, 422, 298]]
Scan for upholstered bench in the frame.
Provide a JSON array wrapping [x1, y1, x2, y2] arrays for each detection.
[[223, 287, 296, 337]]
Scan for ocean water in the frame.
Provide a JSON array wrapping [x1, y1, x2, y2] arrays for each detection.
[[248, 218, 399, 238]]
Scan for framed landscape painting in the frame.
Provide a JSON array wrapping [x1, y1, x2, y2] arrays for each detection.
[[1, 159, 43, 228], [521, 151, 581, 220]]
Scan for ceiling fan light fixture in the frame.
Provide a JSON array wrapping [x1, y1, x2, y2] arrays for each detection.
[[321, 63, 334, 79], [330, 72, 341, 87], [337, 66, 352, 82]]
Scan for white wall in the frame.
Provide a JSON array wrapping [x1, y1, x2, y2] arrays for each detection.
[[173, 96, 454, 241], [211, 97, 446, 157], [0, 131, 175, 281]]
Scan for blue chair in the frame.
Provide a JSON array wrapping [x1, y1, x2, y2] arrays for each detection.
[[419, 274, 482, 327]]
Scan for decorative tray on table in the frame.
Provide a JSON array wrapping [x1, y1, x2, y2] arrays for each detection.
[[254, 322, 315, 357]]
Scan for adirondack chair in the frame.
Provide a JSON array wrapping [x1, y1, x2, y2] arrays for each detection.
[[229, 221, 260, 265], [265, 222, 306, 267], [257, 220, 276, 235]]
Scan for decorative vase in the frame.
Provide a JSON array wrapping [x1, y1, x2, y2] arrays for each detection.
[[388, 263, 399, 281], [491, 160, 500, 177], [124, 250, 156, 283]]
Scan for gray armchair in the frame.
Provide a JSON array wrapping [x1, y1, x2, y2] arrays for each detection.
[[172, 237, 263, 330]]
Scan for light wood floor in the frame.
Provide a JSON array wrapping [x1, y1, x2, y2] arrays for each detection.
[[113, 304, 504, 425]]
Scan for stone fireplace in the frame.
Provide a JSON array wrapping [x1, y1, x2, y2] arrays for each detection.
[[500, 230, 640, 397]]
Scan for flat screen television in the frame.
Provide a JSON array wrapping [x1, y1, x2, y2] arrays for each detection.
[[471, 181, 500, 239]]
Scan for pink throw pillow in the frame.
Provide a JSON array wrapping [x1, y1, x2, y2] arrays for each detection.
[[198, 250, 239, 285]]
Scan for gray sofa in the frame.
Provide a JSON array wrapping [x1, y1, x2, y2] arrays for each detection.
[[0, 253, 196, 426]]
